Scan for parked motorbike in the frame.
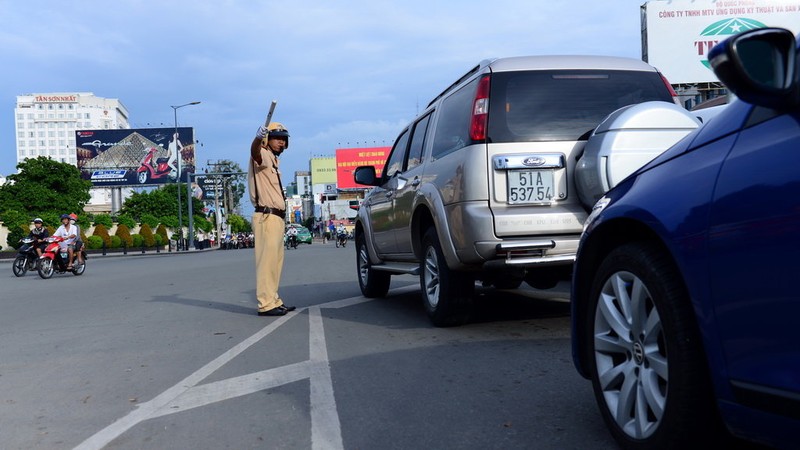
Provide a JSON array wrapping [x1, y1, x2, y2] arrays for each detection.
[[136, 147, 176, 184], [37, 235, 86, 279], [12, 237, 39, 277], [335, 232, 348, 248]]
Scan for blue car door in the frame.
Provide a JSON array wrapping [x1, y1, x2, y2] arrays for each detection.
[[707, 106, 800, 396]]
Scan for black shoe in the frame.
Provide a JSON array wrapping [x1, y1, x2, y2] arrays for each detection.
[[280, 305, 296, 312], [258, 307, 287, 316]]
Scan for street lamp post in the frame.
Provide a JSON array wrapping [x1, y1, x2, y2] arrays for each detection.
[[171, 101, 200, 251]]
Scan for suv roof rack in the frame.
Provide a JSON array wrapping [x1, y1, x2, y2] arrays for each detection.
[[426, 58, 497, 108]]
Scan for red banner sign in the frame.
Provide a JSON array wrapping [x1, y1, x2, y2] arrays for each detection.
[[336, 147, 390, 189]]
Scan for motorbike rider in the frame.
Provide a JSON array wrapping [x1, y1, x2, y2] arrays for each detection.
[[28, 218, 49, 256], [286, 225, 298, 248], [53, 214, 79, 269], [337, 224, 347, 240], [69, 213, 85, 266]]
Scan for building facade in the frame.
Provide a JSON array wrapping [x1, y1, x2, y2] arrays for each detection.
[[14, 92, 131, 211]]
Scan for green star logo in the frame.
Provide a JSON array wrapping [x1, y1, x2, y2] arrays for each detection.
[[699, 18, 767, 68]]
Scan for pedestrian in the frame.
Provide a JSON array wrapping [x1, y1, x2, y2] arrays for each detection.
[[328, 220, 335, 243], [248, 121, 297, 317], [318, 220, 326, 244]]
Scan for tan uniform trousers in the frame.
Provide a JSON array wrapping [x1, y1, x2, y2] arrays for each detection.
[[253, 212, 286, 312]]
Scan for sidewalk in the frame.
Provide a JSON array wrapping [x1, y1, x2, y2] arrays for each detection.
[[0, 245, 217, 263]]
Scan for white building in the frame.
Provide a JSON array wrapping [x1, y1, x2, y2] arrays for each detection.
[[14, 92, 131, 212]]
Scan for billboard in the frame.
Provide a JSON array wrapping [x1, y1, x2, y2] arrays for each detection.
[[310, 157, 337, 184], [194, 175, 224, 201], [644, 0, 800, 84], [336, 147, 390, 189], [76, 127, 196, 186]]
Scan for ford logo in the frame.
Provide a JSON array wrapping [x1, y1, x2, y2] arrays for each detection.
[[523, 157, 546, 167]]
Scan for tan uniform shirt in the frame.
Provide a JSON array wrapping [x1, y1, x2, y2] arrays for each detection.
[[248, 144, 284, 210]]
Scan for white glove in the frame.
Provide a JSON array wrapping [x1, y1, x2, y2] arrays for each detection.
[[256, 124, 268, 139]]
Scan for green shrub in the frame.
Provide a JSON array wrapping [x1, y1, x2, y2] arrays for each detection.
[[1, 210, 29, 249], [110, 235, 122, 249], [140, 213, 159, 229], [159, 216, 178, 228], [7, 224, 30, 250], [114, 223, 133, 248], [92, 223, 112, 248], [93, 214, 113, 228], [116, 214, 136, 229], [139, 223, 155, 247], [155, 224, 169, 245], [86, 235, 103, 250], [131, 234, 143, 247]]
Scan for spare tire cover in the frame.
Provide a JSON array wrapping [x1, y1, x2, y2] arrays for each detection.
[[575, 101, 700, 210]]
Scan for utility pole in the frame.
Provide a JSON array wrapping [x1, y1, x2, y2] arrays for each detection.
[[206, 159, 246, 243]]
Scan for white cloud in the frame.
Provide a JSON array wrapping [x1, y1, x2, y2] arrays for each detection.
[[0, 0, 650, 180]]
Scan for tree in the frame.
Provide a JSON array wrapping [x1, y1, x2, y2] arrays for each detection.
[[119, 186, 178, 220], [0, 157, 91, 216], [227, 214, 250, 233], [119, 183, 203, 222], [206, 159, 246, 210]]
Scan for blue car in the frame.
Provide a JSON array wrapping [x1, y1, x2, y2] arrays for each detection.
[[571, 28, 800, 449]]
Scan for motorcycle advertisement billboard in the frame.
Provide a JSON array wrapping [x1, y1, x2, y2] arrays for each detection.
[[75, 127, 196, 187]]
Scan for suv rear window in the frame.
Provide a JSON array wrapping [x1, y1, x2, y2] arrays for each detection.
[[488, 70, 674, 142]]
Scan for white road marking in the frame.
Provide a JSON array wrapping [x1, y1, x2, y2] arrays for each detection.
[[309, 306, 343, 450], [74, 291, 370, 450]]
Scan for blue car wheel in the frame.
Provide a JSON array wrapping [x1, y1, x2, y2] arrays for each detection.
[[587, 242, 725, 448]]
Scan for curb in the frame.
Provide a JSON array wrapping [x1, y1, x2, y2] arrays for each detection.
[[0, 246, 219, 263]]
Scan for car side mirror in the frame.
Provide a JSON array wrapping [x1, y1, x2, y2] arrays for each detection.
[[354, 166, 380, 186], [709, 27, 798, 110]]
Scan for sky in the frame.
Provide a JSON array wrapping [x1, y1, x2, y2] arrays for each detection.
[[0, 0, 653, 184]]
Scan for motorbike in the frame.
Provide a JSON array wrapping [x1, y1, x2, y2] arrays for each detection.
[[335, 231, 348, 248], [136, 147, 176, 184], [37, 235, 86, 279], [12, 237, 39, 277], [285, 233, 298, 250]]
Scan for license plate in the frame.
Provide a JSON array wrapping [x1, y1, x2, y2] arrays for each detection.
[[507, 170, 554, 204]]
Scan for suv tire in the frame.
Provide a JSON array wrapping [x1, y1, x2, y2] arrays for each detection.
[[356, 233, 391, 298], [420, 228, 473, 327]]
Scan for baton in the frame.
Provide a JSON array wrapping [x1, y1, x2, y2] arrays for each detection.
[[264, 100, 278, 129]]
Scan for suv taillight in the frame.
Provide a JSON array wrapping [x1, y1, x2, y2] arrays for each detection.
[[470, 75, 491, 141], [659, 72, 680, 105]]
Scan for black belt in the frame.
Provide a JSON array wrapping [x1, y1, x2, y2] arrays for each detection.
[[255, 206, 285, 219]]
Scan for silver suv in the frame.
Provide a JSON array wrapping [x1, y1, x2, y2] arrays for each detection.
[[353, 55, 677, 326]]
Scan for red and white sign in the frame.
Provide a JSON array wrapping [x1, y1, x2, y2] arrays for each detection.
[[336, 147, 390, 189]]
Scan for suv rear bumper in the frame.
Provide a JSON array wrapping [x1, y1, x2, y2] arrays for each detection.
[[478, 237, 580, 269]]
